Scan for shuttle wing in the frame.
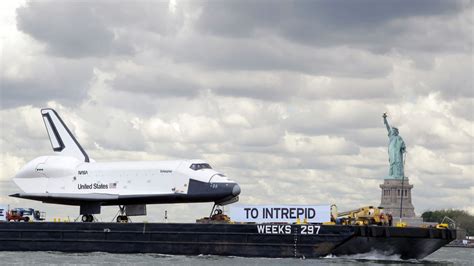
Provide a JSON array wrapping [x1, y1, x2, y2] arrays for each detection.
[[10, 190, 237, 206], [9, 193, 118, 205]]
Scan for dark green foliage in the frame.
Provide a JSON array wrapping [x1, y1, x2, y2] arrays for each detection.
[[422, 209, 474, 235]]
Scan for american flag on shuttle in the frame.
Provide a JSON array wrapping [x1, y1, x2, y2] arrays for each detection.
[[109, 182, 117, 189]]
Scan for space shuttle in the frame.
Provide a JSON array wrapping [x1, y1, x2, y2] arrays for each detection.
[[10, 109, 240, 222]]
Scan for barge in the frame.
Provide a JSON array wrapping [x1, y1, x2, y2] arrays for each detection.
[[0, 222, 455, 259], [1, 109, 457, 259]]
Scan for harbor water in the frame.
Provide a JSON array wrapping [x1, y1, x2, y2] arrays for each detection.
[[0, 247, 471, 265]]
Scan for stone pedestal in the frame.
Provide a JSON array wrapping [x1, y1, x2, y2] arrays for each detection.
[[379, 178, 416, 218]]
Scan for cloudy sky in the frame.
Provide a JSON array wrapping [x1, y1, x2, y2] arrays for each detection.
[[0, 0, 472, 222]]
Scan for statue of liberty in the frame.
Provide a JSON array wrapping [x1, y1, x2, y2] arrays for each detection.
[[383, 113, 406, 179]]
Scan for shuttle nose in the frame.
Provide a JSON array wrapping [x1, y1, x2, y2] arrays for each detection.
[[232, 184, 241, 197]]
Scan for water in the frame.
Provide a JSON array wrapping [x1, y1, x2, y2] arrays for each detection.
[[0, 247, 471, 265]]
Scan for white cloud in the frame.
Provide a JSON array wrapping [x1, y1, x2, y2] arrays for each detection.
[[284, 134, 359, 156], [0, 153, 25, 181], [0, 1, 472, 220]]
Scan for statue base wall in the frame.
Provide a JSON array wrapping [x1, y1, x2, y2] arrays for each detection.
[[392, 216, 425, 226], [379, 178, 416, 218]]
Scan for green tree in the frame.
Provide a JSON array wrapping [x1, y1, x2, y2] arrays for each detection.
[[422, 209, 474, 235]]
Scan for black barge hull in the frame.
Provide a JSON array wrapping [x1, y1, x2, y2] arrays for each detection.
[[0, 222, 455, 259]]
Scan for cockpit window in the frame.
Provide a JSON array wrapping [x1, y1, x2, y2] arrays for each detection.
[[190, 163, 212, 171]]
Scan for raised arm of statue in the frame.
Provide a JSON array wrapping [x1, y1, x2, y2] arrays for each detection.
[[383, 113, 391, 133]]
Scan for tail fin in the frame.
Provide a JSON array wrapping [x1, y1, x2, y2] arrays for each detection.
[[41, 108, 90, 162]]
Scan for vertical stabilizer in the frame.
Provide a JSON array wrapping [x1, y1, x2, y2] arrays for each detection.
[[41, 108, 89, 162]]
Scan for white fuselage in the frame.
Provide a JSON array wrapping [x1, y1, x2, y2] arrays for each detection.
[[14, 156, 233, 197]]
